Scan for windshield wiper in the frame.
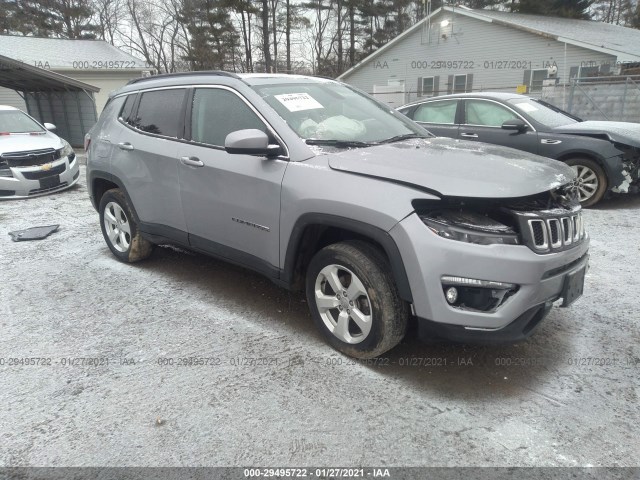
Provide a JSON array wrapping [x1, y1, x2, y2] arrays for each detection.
[[378, 133, 429, 144], [305, 139, 373, 148]]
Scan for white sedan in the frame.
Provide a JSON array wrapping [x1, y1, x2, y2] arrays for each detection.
[[0, 105, 79, 199]]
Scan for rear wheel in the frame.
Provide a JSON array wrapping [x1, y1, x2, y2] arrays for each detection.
[[305, 240, 408, 359], [565, 158, 607, 207], [99, 188, 153, 262]]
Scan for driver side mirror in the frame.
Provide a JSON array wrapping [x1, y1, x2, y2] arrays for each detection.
[[44, 123, 57, 131], [501, 119, 528, 132], [225, 129, 282, 157]]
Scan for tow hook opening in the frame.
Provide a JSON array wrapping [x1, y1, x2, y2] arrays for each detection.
[[441, 276, 519, 312]]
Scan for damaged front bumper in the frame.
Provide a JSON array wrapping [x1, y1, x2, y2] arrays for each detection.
[[390, 212, 590, 343], [607, 146, 640, 194]]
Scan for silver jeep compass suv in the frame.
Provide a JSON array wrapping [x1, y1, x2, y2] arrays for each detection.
[[86, 72, 589, 358]]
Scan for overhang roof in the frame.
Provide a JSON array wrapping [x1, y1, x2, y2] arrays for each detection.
[[338, 6, 640, 80], [0, 34, 149, 71], [0, 54, 99, 93]]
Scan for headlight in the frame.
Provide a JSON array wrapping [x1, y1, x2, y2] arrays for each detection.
[[60, 140, 74, 158], [420, 210, 520, 246]]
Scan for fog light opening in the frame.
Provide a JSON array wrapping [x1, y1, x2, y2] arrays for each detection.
[[445, 287, 458, 304], [441, 276, 519, 312]]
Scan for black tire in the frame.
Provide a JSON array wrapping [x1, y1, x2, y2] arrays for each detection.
[[99, 188, 153, 263], [305, 240, 408, 359], [565, 158, 608, 207]]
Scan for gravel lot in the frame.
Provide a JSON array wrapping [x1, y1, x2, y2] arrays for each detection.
[[1, 165, 639, 468]]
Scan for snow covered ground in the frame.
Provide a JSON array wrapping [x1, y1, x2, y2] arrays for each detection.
[[1, 166, 638, 467]]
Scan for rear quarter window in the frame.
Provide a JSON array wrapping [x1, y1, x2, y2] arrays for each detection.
[[119, 94, 137, 123]]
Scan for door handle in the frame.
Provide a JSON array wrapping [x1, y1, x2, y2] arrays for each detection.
[[180, 156, 204, 167], [461, 133, 479, 138], [118, 142, 134, 151], [541, 139, 562, 145]]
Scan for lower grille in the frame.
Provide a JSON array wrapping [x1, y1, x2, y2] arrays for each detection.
[[29, 182, 67, 196], [21, 163, 66, 180], [542, 254, 588, 279], [0, 189, 15, 197]]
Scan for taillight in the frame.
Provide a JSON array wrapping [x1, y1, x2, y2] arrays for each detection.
[[84, 134, 91, 151]]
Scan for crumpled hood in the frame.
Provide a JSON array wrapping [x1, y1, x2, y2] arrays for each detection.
[[552, 121, 640, 148], [327, 137, 575, 198], [0, 133, 62, 155]]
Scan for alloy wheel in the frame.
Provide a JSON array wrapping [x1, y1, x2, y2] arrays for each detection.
[[103, 201, 131, 253], [314, 264, 372, 344], [571, 164, 599, 203]]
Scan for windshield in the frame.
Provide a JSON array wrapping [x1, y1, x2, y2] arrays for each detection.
[[251, 81, 429, 145], [0, 110, 45, 134], [508, 98, 577, 128]]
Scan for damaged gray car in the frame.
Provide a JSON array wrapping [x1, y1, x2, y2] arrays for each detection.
[[399, 92, 640, 206], [86, 73, 589, 358]]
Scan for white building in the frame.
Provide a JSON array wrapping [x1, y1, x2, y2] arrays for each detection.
[[338, 6, 640, 108]]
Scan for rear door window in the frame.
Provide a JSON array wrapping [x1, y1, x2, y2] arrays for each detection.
[[132, 89, 186, 138], [413, 100, 458, 124]]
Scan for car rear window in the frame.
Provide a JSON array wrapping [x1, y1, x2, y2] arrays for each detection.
[[132, 89, 186, 138]]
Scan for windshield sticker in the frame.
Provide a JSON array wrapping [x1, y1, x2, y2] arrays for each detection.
[[274, 93, 324, 112], [514, 103, 538, 113]]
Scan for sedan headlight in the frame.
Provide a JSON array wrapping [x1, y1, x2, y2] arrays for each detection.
[[60, 140, 74, 158], [420, 210, 520, 246]]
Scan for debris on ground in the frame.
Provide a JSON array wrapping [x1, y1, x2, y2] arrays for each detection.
[[8, 224, 60, 242]]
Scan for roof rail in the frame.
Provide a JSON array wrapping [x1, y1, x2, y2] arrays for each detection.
[[127, 70, 240, 85]]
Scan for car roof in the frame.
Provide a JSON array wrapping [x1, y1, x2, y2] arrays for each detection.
[[399, 92, 528, 109], [111, 71, 338, 98]]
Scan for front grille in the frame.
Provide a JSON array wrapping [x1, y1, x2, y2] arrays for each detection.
[[562, 217, 572, 244], [1, 148, 60, 167], [21, 163, 66, 180], [547, 219, 561, 248], [523, 210, 585, 253], [529, 220, 547, 248], [28, 182, 67, 196]]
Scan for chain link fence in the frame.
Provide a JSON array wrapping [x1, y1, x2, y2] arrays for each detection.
[[540, 75, 640, 123]]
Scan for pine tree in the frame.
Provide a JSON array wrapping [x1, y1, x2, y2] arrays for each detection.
[[0, 0, 98, 37], [514, 0, 593, 19], [179, 0, 239, 70]]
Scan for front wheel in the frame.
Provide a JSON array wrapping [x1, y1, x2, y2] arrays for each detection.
[[565, 158, 607, 207], [99, 188, 154, 262], [305, 240, 408, 359]]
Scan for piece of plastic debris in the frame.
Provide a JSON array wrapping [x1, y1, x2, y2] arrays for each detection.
[[8, 225, 60, 242]]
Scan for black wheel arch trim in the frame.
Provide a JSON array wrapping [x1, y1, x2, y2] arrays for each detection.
[[88, 170, 132, 211], [283, 213, 414, 303], [88, 169, 180, 241]]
